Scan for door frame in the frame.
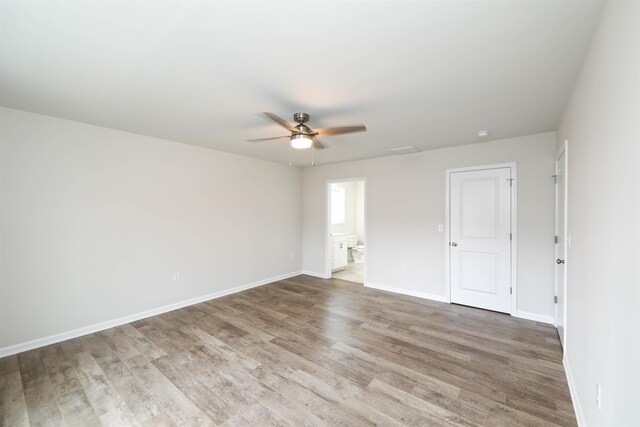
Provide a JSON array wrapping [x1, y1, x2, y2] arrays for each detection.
[[325, 177, 368, 283], [445, 162, 518, 315], [555, 141, 569, 346]]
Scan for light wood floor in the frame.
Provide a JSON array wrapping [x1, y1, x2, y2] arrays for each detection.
[[1, 275, 576, 426]]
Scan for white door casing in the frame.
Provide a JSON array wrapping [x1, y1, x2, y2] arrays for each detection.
[[555, 143, 568, 347], [449, 166, 514, 314]]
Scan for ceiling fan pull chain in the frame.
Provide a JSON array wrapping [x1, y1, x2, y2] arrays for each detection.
[[311, 144, 315, 166], [289, 142, 292, 166]]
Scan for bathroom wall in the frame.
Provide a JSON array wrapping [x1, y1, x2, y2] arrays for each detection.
[[331, 180, 365, 247], [330, 181, 358, 236]]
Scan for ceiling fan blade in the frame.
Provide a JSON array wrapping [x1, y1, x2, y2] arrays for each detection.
[[314, 125, 367, 137], [313, 139, 326, 150], [246, 135, 290, 142], [263, 112, 297, 133]]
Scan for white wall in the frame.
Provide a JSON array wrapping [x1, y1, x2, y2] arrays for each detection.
[[0, 107, 302, 351], [303, 132, 557, 319], [556, 1, 640, 425]]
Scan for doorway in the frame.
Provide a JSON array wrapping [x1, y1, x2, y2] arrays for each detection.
[[446, 163, 517, 314], [326, 179, 366, 283], [555, 142, 568, 348]]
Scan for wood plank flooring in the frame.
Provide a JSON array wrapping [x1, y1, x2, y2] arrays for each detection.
[[0, 275, 576, 426]]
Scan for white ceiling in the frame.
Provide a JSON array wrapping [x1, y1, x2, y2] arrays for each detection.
[[1, 1, 603, 166]]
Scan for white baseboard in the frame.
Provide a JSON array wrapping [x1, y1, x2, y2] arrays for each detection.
[[0, 270, 303, 358], [564, 356, 585, 427], [364, 282, 448, 303], [302, 270, 330, 279], [513, 310, 555, 325]]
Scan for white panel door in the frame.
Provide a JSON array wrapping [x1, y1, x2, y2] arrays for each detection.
[[555, 150, 567, 347], [450, 167, 512, 313]]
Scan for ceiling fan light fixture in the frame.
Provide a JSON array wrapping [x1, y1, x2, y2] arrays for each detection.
[[250, 112, 366, 156], [290, 134, 313, 149]]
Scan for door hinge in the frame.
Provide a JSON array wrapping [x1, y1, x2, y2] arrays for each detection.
[[552, 174, 558, 184], [554, 295, 558, 304], [510, 233, 512, 241], [554, 235, 559, 244], [510, 287, 513, 295], [507, 178, 514, 187]]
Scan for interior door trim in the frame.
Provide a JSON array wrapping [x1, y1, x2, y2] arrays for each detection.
[[555, 140, 569, 348], [444, 162, 518, 315]]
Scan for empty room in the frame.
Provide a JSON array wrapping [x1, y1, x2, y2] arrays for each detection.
[[1, 1, 638, 426]]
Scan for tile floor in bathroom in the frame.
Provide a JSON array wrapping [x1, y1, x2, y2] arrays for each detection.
[[332, 261, 364, 283]]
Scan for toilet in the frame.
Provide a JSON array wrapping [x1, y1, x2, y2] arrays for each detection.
[[346, 235, 358, 263], [353, 245, 365, 264], [345, 235, 365, 263]]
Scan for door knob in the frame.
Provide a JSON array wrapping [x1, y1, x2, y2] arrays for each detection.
[[556, 259, 565, 264], [451, 242, 458, 247]]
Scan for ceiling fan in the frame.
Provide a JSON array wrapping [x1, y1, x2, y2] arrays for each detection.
[[247, 112, 367, 150]]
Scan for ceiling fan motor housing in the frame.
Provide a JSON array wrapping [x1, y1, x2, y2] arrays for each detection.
[[293, 112, 310, 124]]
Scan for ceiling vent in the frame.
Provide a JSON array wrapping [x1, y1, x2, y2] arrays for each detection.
[[390, 146, 420, 155]]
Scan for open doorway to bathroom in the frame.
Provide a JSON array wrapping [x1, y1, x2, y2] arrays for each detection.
[[327, 179, 365, 284]]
